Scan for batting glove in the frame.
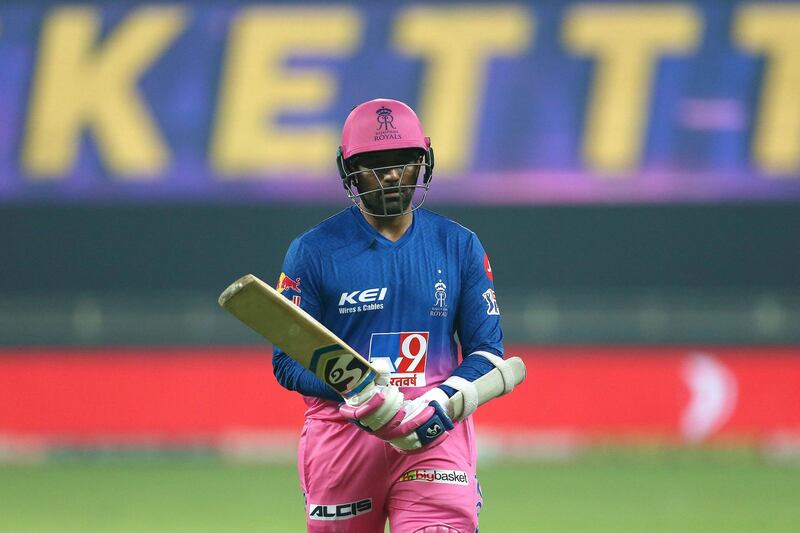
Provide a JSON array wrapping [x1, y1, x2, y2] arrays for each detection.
[[338, 360, 405, 433], [383, 388, 455, 453]]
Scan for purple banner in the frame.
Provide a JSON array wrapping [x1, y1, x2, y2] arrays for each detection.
[[1, 1, 800, 204]]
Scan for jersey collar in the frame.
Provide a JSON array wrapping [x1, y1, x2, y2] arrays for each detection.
[[348, 205, 418, 249]]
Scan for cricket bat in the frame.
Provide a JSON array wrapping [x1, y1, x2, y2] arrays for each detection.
[[218, 274, 526, 412], [219, 274, 376, 398]]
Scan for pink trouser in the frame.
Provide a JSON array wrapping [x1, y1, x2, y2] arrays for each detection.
[[298, 416, 481, 533]]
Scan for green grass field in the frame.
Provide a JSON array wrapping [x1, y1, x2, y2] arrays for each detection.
[[1, 449, 798, 532]]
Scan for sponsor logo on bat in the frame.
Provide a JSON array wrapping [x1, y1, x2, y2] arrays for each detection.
[[310, 344, 372, 395]]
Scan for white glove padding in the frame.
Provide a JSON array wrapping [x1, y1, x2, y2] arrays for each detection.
[[383, 388, 455, 453], [339, 383, 404, 432], [473, 351, 518, 395], [339, 359, 405, 432], [441, 351, 518, 421]]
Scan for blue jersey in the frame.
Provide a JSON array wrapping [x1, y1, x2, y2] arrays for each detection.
[[272, 206, 503, 418]]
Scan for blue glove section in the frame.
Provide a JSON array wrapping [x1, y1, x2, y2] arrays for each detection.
[[415, 401, 455, 446]]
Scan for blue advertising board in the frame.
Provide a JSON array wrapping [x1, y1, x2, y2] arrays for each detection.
[[1, 1, 800, 203]]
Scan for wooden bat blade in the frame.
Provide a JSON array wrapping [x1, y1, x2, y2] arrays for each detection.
[[219, 274, 376, 398]]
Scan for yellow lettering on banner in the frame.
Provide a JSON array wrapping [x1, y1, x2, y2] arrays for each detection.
[[564, 4, 700, 176], [735, 5, 800, 177], [212, 7, 360, 178], [394, 6, 532, 175], [22, 6, 185, 180]]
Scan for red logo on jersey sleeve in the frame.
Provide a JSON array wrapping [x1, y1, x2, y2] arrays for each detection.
[[277, 273, 301, 294], [483, 253, 494, 281]]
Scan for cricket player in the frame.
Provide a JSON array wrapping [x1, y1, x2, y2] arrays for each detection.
[[273, 98, 513, 532]]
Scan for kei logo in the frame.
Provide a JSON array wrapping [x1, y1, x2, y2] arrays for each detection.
[[376, 106, 396, 130], [368, 332, 429, 387], [482, 288, 500, 316]]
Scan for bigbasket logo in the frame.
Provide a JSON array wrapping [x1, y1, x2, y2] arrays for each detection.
[[398, 469, 469, 486], [308, 498, 372, 521]]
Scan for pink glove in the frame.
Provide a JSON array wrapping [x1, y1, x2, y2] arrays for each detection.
[[382, 389, 455, 453], [338, 359, 409, 433], [339, 384, 405, 432]]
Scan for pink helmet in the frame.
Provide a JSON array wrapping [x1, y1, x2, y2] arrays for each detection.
[[336, 98, 435, 217], [339, 98, 431, 159]]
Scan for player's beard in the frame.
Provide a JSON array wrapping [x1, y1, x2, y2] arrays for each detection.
[[359, 184, 416, 216]]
